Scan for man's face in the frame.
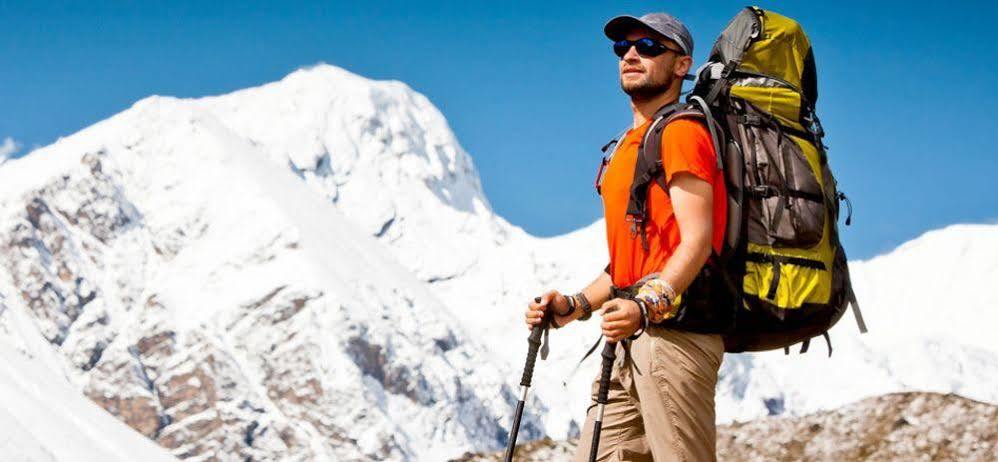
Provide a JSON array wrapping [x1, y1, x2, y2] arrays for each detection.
[[617, 29, 689, 101]]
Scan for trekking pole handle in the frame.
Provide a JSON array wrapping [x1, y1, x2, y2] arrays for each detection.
[[596, 341, 616, 405], [520, 297, 551, 388]]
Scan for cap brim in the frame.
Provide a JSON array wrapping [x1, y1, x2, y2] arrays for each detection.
[[604, 15, 657, 41]]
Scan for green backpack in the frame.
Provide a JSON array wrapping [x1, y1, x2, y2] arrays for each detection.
[[603, 7, 867, 354]]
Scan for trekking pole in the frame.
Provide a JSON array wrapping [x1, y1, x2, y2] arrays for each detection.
[[588, 340, 617, 462], [503, 297, 551, 462]]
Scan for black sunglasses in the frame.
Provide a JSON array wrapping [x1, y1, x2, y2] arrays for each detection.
[[613, 38, 684, 59]]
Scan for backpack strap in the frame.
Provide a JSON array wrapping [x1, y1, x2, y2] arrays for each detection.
[[628, 102, 706, 250], [847, 281, 868, 333], [785, 332, 832, 356], [688, 95, 725, 171], [595, 128, 630, 196]]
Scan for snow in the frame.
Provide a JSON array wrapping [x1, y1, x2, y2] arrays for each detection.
[[0, 68, 535, 460], [460, 219, 998, 431], [0, 63, 995, 460], [0, 299, 178, 462]]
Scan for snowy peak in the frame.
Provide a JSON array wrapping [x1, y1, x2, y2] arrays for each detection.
[[0, 65, 539, 461], [848, 223, 998, 352], [193, 64, 491, 215], [854, 223, 998, 284], [2, 63, 505, 283], [194, 63, 508, 281]]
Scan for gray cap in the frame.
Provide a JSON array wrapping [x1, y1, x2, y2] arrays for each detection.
[[604, 12, 694, 56]]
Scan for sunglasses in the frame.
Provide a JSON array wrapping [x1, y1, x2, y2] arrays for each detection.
[[613, 38, 684, 59]]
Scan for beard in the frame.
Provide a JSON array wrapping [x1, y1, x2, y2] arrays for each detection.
[[621, 72, 674, 102]]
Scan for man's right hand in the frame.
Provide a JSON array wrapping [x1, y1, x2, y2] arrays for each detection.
[[525, 290, 574, 330]]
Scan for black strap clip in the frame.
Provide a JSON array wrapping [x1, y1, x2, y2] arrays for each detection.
[[720, 60, 739, 79]]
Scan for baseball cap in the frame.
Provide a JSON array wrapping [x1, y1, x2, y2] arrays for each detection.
[[604, 12, 694, 56]]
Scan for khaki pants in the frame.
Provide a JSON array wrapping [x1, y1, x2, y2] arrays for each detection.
[[572, 326, 724, 462]]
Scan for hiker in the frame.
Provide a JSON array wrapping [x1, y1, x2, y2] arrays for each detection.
[[525, 12, 726, 461]]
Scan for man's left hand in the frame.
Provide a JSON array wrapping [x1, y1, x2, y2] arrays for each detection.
[[599, 298, 642, 343]]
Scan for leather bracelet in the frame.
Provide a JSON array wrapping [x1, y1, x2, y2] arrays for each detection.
[[560, 295, 577, 317], [575, 292, 593, 321], [629, 299, 649, 340]]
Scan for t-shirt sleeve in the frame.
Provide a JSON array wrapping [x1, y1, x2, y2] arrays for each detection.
[[660, 119, 717, 185]]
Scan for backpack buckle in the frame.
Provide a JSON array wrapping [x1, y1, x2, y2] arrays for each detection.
[[737, 114, 765, 126], [720, 60, 739, 79], [750, 185, 778, 198]]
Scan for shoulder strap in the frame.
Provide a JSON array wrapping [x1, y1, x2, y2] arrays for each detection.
[[630, 103, 705, 209], [628, 103, 691, 215], [636, 106, 708, 199], [626, 102, 704, 249], [595, 128, 630, 196]]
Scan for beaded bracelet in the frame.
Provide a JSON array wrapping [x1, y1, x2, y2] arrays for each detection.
[[636, 278, 678, 323]]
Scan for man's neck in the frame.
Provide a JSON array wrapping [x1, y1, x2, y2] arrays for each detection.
[[630, 88, 680, 128]]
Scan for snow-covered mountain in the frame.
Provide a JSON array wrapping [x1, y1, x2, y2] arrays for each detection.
[[0, 65, 541, 461], [0, 63, 995, 460]]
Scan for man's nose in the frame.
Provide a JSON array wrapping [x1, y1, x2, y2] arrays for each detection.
[[622, 45, 641, 63]]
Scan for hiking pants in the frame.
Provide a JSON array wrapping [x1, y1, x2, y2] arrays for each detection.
[[571, 326, 724, 462]]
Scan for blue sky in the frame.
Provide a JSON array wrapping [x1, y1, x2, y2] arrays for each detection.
[[2, 0, 996, 259]]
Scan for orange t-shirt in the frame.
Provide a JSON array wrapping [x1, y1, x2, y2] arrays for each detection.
[[601, 118, 726, 288]]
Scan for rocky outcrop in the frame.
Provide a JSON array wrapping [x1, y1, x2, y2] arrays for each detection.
[[456, 392, 998, 462]]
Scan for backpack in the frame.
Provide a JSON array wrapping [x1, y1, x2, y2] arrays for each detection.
[[598, 7, 867, 354]]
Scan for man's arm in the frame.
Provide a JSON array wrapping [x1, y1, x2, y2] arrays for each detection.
[[599, 172, 713, 340], [659, 172, 714, 295]]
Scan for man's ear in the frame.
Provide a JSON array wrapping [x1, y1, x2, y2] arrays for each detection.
[[675, 55, 693, 78]]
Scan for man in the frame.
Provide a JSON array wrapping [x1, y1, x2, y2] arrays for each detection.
[[524, 12, 727, 461]]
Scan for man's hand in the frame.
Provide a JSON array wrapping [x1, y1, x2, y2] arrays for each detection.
[[599, 298, 642, 342], [525, 290, 574, 330]]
